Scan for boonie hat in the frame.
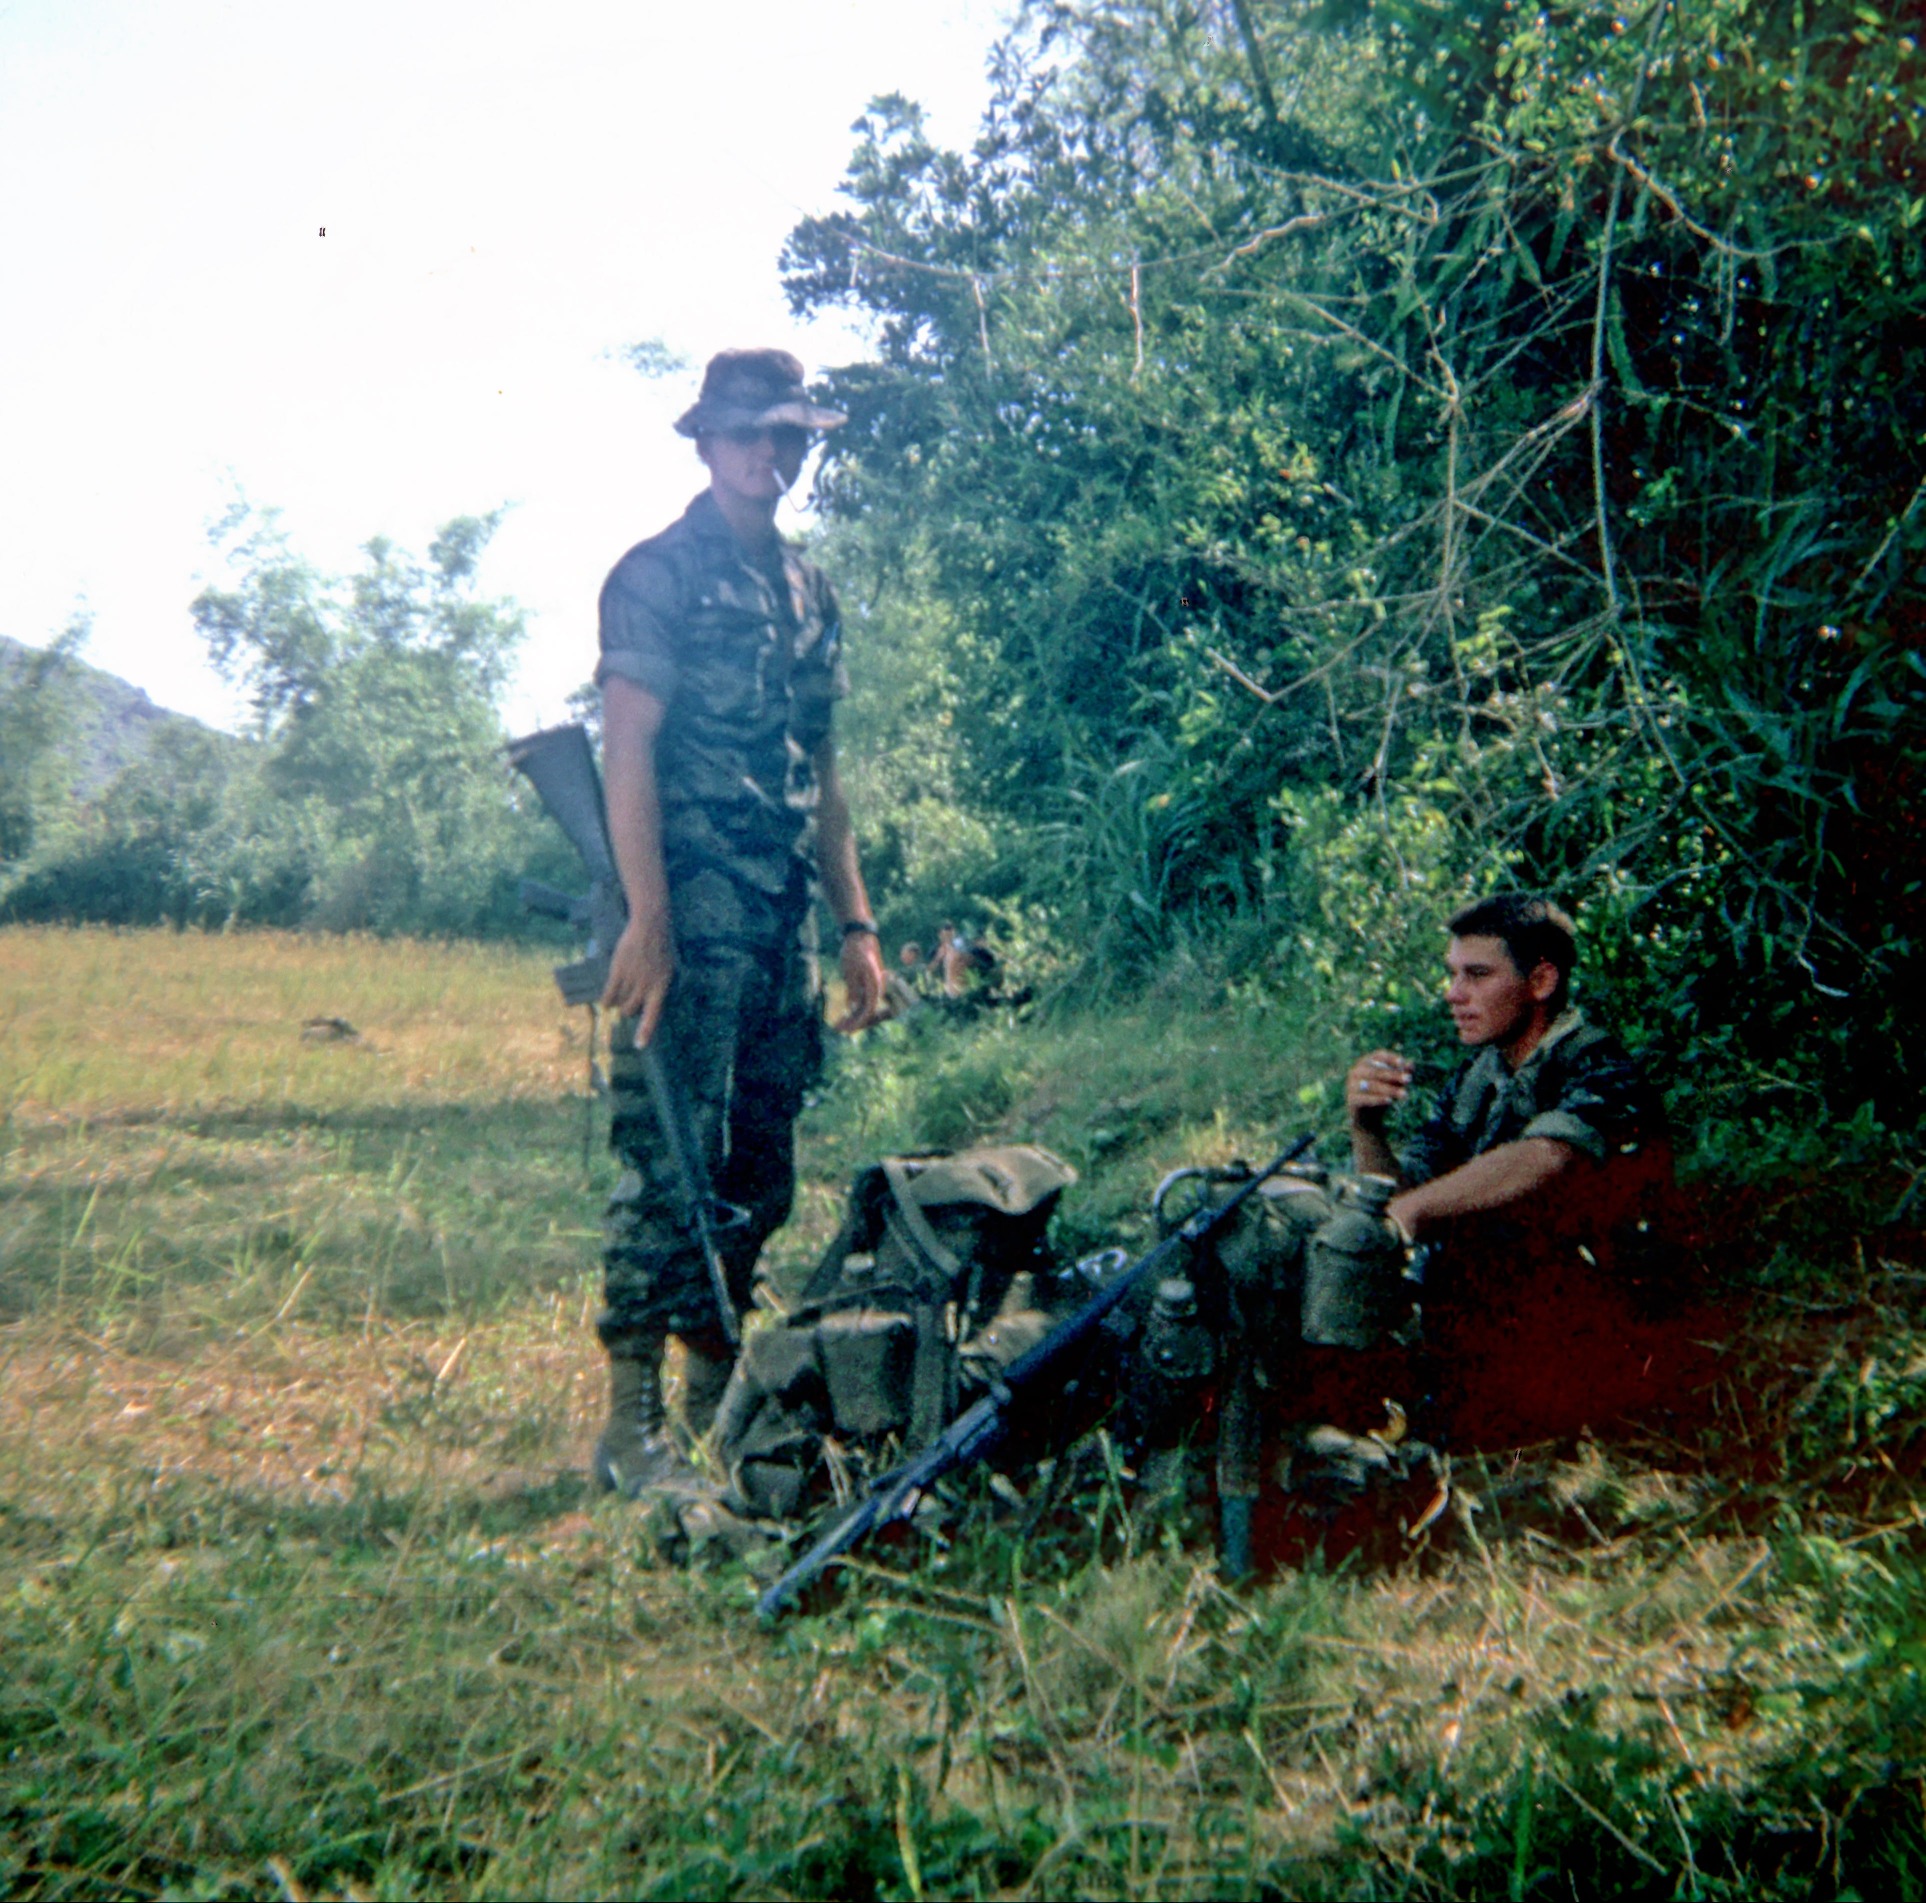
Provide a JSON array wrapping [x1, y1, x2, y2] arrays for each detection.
[[674, 348, 847, 439]]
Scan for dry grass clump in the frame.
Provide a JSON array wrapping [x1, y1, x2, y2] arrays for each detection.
[[0, 931, 598, 1336], [0, 1308, 599, 1513], [797, 1473, 1872, 1897]]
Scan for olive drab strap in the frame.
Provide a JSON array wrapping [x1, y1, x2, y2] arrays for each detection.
[[716, 1142, 1080, 1482], [880, 1156, 966, 1284], [904, 1289, 955, 1451], [878, 1157, 986, 1451], [879, 1160, 961, 1450], [876, 1149, 1078, 1447]]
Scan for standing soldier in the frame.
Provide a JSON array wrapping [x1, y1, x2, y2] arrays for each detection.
[[592, 349, 887, 1494]]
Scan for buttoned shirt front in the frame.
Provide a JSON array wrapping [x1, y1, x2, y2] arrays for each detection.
[[596, 490, 848, 927]]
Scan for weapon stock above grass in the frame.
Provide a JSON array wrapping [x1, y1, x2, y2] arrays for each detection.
[[507, 725, 625, 1007], [508, 721, 744, 1343], [757, 1130, 1318, 1621]]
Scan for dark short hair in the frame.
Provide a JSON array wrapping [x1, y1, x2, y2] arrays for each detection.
[[1447, 893, 1577, 1008]]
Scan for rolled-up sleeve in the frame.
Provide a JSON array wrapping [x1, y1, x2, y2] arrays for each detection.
[[1517, 1107, 1609, 1163], [596, 554, 681, 701]]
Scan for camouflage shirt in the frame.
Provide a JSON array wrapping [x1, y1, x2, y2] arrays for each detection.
[[1401, 1011, 1665, 1186], [596, 490, 848, 928]]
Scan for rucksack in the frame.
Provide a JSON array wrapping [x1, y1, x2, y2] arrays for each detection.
[[709, 1145, 1078, 1519]]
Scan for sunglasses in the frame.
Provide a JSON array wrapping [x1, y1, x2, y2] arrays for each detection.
[[716, 424, 811, 455]]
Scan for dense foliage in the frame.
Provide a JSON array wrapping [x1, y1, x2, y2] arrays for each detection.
[[794, 0, 1926, 1131]]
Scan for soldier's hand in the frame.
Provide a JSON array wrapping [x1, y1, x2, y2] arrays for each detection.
[[603, 913, 674, 1046], [1386, 1188, 1423, 1243], [833, 929, 888, 1034], [1346, 1049, 1413, 1128]]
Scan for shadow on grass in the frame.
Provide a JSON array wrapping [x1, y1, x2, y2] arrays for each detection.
[[0, 1096, 609, 1325], [6, 1094, 591, 1155], [0, 1465, 597, 1562]]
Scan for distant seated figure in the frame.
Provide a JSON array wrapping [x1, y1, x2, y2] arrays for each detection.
[[880, 941, 926, 1020], [1345, 894, 1675, 1446], [933, 922, 969, 996], [935, 921, 997, 998]]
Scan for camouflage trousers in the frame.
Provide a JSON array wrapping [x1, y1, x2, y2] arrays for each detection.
[[600, 906, 824, 1345]]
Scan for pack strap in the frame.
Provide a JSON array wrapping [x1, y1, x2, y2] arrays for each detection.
[[877, 1158, 966, 1450], [881, 1156, 964, 1282]]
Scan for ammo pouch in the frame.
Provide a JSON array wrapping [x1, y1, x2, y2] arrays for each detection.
[[711, 1145, 1077, 1520]]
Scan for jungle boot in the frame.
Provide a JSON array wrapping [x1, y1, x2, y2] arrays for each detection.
[[675, 1330, 737, 1445], [592, 1337, 701, 1497]]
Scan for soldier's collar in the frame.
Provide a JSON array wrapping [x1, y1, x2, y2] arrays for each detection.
[[1512, 1008, 1585, 1076], [685, 488, 795, 561]]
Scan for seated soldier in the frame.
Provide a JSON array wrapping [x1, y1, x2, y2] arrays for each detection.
[[933, 922, 969, 997], [876, 942, 926, 1021], [1345, 894, 1673, 1446]]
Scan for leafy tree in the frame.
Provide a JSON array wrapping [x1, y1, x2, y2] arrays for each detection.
[[6, 510, 571, 937], [786, 0, 1926, 1125], [191, 507, 542, 933], [0, 722, 266, 928]]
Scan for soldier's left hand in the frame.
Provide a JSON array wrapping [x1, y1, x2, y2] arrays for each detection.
[[834, 930, 889, 1033], [1386, 1188, 1424, 1243]]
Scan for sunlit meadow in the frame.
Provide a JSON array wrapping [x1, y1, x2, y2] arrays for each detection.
[[1, 927, 1919, 1900]]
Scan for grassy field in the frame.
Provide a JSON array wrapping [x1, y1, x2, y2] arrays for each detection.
[[2, 926, 1923, 1900]]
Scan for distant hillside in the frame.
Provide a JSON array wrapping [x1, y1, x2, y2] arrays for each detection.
[[0, 634, 229, 796]]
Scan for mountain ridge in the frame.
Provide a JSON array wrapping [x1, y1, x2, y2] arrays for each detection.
[[0, 633, 231, 797]]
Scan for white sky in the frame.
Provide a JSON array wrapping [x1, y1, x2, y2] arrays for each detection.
[[0, 0, 1008, 731]]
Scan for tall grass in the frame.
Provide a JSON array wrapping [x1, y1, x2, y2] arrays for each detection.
[[2, 926, 1922, 1898]]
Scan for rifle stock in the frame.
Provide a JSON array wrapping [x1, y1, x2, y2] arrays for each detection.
[[506, 725, 618, 885], [757, 1131, 1317, 1620]]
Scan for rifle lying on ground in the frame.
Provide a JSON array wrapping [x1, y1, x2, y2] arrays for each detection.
[[508, 722, 744, 1346], [758, 1130, 1317, 1620]]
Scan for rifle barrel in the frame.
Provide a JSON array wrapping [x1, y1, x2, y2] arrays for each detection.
[[640, 1044, 742, 1347], [518, 877, 586, 924]]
